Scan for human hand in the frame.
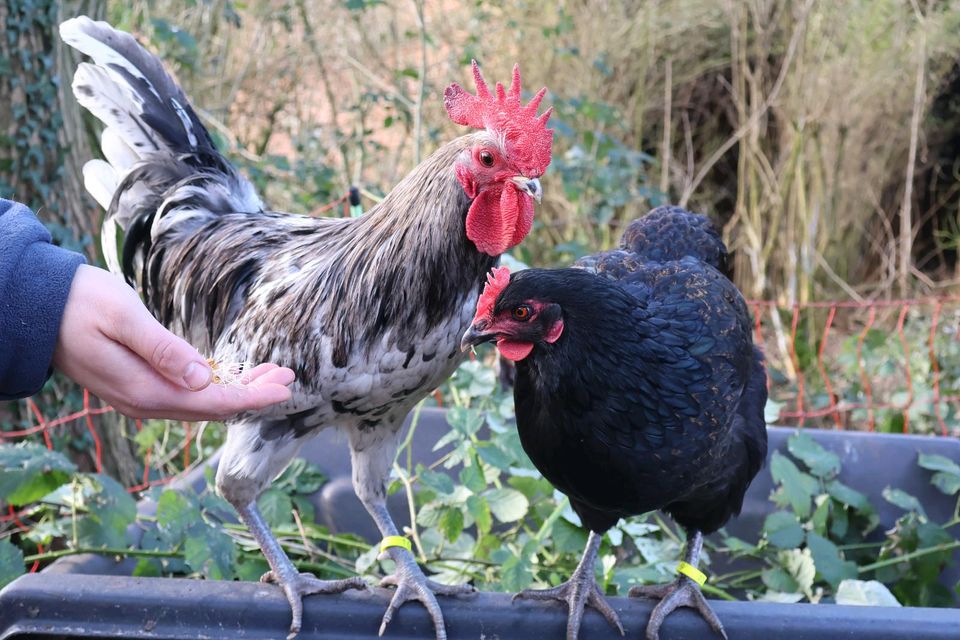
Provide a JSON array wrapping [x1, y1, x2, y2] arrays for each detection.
[[53, 265, 295, 420]]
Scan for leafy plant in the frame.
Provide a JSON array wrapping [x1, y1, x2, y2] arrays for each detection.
[[1, 358, 958, 610]]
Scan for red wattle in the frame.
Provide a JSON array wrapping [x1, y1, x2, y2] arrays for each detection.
[[503, 184, 534, 248], [497, 338, 534, 361], [464, 184, 533, 256]]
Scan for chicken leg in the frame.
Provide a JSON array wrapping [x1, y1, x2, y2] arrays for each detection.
[[349, 423, 473, 640], [235, 501, 367, 639], [628, 528, 727, 640], [513, 531, 624, 640]]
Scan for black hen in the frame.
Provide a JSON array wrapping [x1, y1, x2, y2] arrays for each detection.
[[461, 206, 767, 640]]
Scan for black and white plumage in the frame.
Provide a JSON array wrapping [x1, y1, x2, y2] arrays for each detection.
[[462, 207, 767, 640], [60, 16, 553, 640]]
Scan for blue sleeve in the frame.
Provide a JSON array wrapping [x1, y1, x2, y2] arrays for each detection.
[[0, 199, 86, 400]]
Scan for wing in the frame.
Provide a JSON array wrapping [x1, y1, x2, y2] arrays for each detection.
[[574, 205, 730, 281], [519, 259, 756, 521]]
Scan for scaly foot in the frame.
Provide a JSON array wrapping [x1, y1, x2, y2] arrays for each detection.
[[629, 575, 727, 640], [260, 569, 367, 639], [513, 572, 624, 640], [378, 551, 474, 640]]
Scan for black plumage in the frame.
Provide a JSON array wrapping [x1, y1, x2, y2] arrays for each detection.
[[462, 207, 767, 640]]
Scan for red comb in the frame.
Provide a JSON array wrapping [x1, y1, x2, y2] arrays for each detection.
[[473, 266, 512, 323], [444, 61, 553, 176]]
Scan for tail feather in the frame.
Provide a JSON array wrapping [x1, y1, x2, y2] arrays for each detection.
[[82, 159, 117, 210], [60, 17, 212, 155], [101, 127, 141, 172], [61, 15, 264, 286]]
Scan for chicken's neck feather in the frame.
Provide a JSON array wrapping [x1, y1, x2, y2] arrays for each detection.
[[305, 134, 497, 367]]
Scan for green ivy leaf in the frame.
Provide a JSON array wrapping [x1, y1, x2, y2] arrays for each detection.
[[0, 538, 24, 589], [931, 472, 960, 496], [806, 532, 857, 588], [826, 480, 872, 512], [132, 558, 161, 577], [770, 452, 818, 518], [0, 443, 75, 506], [156, 490, 201, 544], [476, 443, 513, 471], [236, 555, 270, 582], [917, 453, 960, 476], [485, 488, 529, 523], [258, 489, 294, 528], [76, 474, 137, 548], [459, 460, 486, 494], [763, 511, 805, 549], [184, 523, 236, 580], [552, 518, 589, 554], [810, 496, 830, 536], [275, 458, 327, 494], [882, 487, 926, 517], [418, 466, 454, 495], [466, 495, 492, 534], [762, 566, 799, 593], [439, 507, 465, 543], [501, 554, 533, 591], [787, 432, 841, 478]]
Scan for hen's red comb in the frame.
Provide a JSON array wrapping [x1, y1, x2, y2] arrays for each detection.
[[473, 266, 512, 323], [444, 61, 553, 177]]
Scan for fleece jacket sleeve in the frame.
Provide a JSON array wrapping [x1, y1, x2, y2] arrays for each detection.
[[0, 199, 86, 400]]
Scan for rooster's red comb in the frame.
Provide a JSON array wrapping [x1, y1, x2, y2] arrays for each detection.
[[444, 61, 553, 177], [473, 266, 512, 323]]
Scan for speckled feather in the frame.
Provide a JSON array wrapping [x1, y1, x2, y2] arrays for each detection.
[[61, 17, 510, 500], [504, 209, 766, 534]]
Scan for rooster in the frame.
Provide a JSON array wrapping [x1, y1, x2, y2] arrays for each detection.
[[461, 206, 767, 640], [59, 16, 553, 640]]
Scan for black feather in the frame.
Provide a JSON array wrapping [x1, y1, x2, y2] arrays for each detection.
[[497, 208, 766, 536]]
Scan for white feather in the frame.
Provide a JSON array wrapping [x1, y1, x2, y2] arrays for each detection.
[[99, 215, 122, 276], [60, 17, 162, 102], [82, 159, 117, 210], [101, 127, 140, 171], [73, 63, 159, 154]]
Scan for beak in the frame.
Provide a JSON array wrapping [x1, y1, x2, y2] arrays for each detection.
[[460, 320, 497, 352], [512, 176, 543, 204]]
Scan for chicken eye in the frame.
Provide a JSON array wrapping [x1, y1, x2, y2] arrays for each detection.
[[512, 305, 532, 321], [479, 150, 495, 167]]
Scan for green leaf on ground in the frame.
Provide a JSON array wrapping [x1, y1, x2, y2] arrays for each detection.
[[882, 487, 926, 517], [0, 539, 24, 589], [787, 432, 841, 477], [770, 452, 819, 518], [257, 489, 293, 528], [184, 523, 236, 580], [836, 579, 901, 606], [806, 532, 857, 588], [76, 475, 137, 548], [917, 453, 960, 476], [439, 506, 465, 543], [763, 511, 805, 549], [0, 443, 75, 506], [466, 495, 492, 534], [485, 488, 529, 523], [500, 555, 533, 592]]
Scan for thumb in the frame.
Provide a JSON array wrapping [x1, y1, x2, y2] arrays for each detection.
[[118, 306, 213, 391]]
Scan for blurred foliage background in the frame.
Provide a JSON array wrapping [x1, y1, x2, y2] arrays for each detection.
[[3, 0, 960, 613], [5, 0, 960, 302]]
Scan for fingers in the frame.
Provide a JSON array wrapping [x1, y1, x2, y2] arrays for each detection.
[[112, 303, 214, 392]]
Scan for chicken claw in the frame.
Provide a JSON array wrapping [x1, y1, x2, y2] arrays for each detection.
[[378, 550, 474, 640], [629, 575, 727, 640], [512, 530, 623, 640], [260, 570, 367, 639]]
